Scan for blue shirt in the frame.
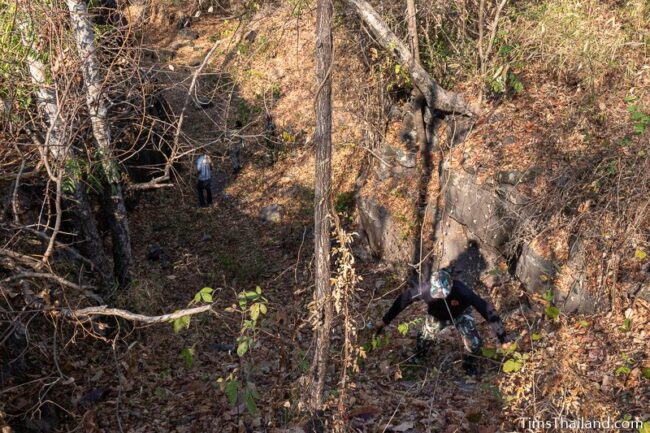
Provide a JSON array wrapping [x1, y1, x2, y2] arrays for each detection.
[[196, 155, 212, 181]]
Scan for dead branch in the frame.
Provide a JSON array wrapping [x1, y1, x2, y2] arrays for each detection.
[[345, 0, 478, 115], [2, 272, 89, 291], [58, 304, 216, 324]]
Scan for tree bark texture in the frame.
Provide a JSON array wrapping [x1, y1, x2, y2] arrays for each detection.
[[67, 0, 132, 287], [19, 14, 112, 284], [406, 0, 420, 61], [345, 0, 477, 115], [309, 0, 334, 413]]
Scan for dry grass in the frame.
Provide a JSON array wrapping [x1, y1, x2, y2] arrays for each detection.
[[510, 0, 648, 91]]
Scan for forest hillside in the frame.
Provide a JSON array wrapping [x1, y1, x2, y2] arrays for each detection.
[[1, 0, 649, 432]]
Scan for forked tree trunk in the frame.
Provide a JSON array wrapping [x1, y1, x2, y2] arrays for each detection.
[[345, 0, 477, 116], [67, 0, 132, 288], [19, 15, 112, 285], [309, 0, 334, 413], [404, 0, 434, 275]]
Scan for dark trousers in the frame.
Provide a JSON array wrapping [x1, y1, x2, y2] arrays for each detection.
[[197, 179, 213, 207]]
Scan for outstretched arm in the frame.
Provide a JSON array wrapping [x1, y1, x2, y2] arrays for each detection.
[[381, 284, 419, 327], [455, 281, 507, 343]]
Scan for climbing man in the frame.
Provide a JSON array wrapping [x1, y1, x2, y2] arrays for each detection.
[[196, 153, 213, 207], [376, 269, 508, 375]]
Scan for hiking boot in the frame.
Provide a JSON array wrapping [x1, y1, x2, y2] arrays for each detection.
[[462, 357, 479, 377], [414, 334, 432, 362]]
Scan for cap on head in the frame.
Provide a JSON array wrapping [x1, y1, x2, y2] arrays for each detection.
[[430, 270, 451, 298]]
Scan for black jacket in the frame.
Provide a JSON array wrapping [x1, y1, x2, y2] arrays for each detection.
[[382, 278, 506, 342]]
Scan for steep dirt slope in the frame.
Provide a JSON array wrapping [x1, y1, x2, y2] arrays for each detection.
[[66, 2, 650, 433]]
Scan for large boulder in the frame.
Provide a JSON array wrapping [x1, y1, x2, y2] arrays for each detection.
[[443, 170, 520, 251], [356, 195, 414, 269], [515, 244, 556, 295], [554, 238, 602, 314]]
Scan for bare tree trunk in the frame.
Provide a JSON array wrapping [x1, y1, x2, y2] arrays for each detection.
[[406, 0, 420, 61], [345, 0, 477, 115], [67, 0, 132, 288], [309, 0, 333, 413], [19, 14, 112, 285], [404, 0, 434, 277]]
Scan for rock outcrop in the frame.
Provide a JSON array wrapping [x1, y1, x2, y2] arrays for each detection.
[[355, 113, 600, 313]]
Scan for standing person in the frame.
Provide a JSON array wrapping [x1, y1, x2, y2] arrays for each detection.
[[376, 269, 508, 375], [196, 153, 213, 207]]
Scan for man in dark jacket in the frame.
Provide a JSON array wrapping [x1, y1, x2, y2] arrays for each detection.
[[376, 269, 507, 375]]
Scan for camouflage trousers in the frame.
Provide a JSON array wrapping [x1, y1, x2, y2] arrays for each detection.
[[415, 308, 483, 357]]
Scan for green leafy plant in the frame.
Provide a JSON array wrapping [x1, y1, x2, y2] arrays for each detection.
[[482, 346, 497, 359], [545, 306, 560, 320], [619, 318, 632, 332], [395, 318, 422, 337], [180, 347, 195, 368], [170, 287, 215, 333], [219, 287, 268, 414], [503, 357, 523, 373], [542, 289, 561, 321], [501, 343, 528, 373], [615, 353, 634, 376], [193, 287, 214, 304], [615, 366, 631, 376], [625, 96, 650, 135]]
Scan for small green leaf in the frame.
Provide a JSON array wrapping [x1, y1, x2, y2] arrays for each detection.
[[172, 315, 191, 333], [482, 347, 497, 359], [620, 318, 632, 332], [250, 303, 260, 321], [642, 367, 650, 380], [180, 347, 195, 368], [244, 291, 259, 301], [543, 289, 554, 302], [397, 323, 409, 336], [579, 320, 589, 328], [545, 306, 560, 320], [635, 248, 647, 260], [200, 287, 214, 303], [503, 359, 522, 373], [237, 339, 249, 357], [224, 380, 240, 406], [615, 366, 631, 376], [255, 286, 262, 295], [531, 333, 543, 341], [244, 390, 257, 414], [260, 303, 268, 315]]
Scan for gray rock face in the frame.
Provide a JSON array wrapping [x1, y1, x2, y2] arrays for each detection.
[[515, 244, 556, 295], [395, 149, 416, 168], [259, 204, 283, 223], [355, 115, 602, 315], [555, 239, 604, 314], [356, 195, 413, 270], [444, 170, 518, 251]]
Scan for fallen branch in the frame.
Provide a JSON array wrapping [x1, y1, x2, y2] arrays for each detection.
[[2, 272, 88, 291], [58, 304, 216, 324], [345, 0, 478, 115]]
